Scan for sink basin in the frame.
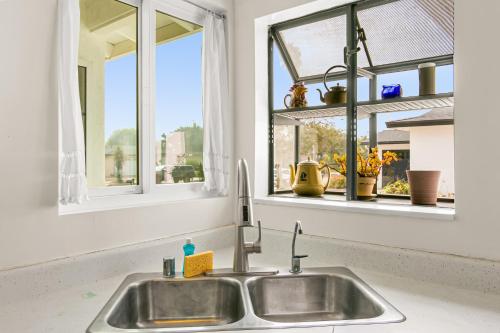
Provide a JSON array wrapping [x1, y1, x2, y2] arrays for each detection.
[[87, 268, 404, 332], [247, 274, 383, 323], [108, 278, 245, 329]]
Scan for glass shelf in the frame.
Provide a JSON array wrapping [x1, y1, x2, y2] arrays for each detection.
[[273, 92, 454, 121]]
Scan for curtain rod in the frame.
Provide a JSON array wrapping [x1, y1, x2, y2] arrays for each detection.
[[183, 0, 226, 19]]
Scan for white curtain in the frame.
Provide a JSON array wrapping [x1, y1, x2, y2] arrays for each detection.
[[202, 14, 230, 195], [57, 0, 88, 204]]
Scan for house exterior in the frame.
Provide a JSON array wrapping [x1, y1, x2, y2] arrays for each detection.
[[382, 107, 455, 197], [372, 129, 410, 188]]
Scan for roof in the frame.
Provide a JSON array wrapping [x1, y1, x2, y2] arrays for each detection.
[[361, 129, 410, 145], [386, 107, 454, 128], [377, 129, 410, 144]]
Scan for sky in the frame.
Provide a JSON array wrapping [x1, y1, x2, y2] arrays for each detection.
[[104, 32, 203, 141], [272, 42, 454, 137], [103, 34, 453, 141]]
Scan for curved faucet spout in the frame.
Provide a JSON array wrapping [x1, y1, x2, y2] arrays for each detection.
[[291, 220, 308, 273], [237, 159, 253, 227]]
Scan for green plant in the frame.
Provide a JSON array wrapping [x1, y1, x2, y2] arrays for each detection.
[[382, 179, 410, 195], [328, 174, 346, 189], [332, 147, 398, 178]]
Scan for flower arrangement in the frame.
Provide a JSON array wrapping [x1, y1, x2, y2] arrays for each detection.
[[332, 147, 398, 178], [285, 82, 308, 108]]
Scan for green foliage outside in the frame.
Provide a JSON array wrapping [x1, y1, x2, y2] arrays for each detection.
[[106, 128, 136, 147], [176, 123, 203, 155], [300, 121, 345, 163], [113, 146, 124, 183], [299, 120, 368, 163], [382, 179, 410, 195], [328, 175, 346, 189]]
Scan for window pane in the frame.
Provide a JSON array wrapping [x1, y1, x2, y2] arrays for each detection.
[[278, 11, 346, 78], [79, 0, 138, 187], [377, 65, 453, 99], [155, 11, 204, 184], [276, 0, 454, 78], [299, 118, 346, 193], [378, 109, 454, 199], [273, 120, 295, 191]]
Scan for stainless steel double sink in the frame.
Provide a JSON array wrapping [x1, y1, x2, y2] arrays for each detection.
[[87, 267, 405, 332]]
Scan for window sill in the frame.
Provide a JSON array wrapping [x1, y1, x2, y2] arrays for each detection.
[[254, 194, 455, 221], [59, 183, 224, 215]]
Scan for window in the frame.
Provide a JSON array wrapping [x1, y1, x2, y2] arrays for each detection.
[[78, 65, 87, 141], [79, 0, 138, 188], [269, 0, 454, 205], [154, 11, 204, 185], [75, 0, 209, 199]]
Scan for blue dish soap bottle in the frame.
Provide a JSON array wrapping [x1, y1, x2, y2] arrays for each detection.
[[182, 238, 195, 273]]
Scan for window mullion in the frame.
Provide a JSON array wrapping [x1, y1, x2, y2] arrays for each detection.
[[140, 0, 153, 194], [345, 4, 358, 201]]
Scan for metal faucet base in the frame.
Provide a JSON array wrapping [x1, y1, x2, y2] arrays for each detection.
[[205, 267, 279, 277]]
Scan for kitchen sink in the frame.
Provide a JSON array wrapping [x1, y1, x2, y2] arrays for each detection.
[[87, 268, 404, 332], [247, 273, 384, 323], [107, 277, 245, 329]]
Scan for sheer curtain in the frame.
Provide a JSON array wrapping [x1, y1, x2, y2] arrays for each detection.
[[57, 0, 88, 204], [202, 13, 230, 195]]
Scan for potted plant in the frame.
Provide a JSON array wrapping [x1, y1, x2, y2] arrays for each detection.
[[332, 147, 398, 198], [284, 82, 308, 109], [406, 170, 441, 205]]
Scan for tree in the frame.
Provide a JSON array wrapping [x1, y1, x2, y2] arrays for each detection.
[[114, 146, 124, 183], [106, 128, 136, 147], [175, 123, 203, 155], [299, 120, 345, 162]]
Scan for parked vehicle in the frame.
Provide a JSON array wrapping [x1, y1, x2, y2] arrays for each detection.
[[171, 165, 196, 183]]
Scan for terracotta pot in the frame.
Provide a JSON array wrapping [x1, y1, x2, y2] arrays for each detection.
[[406, 170, 441, 205], [357, 176, 376, 197]]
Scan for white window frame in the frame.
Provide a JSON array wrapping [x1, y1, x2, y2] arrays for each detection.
[[82, 0, 143, 198], [60, 0, 216, 214], [147, 0, 207, 197]]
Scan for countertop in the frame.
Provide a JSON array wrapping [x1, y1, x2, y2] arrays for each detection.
[[1, 247, 500, 333]]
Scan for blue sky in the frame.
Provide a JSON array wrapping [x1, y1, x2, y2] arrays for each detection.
[[273, 43, 454, 137], [104, 32, 203, 141], [104, 35, 453, 141]]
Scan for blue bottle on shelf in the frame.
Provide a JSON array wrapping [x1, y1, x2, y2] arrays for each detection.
[[182, 238, 195, 273], [381, 84, 403, 99]]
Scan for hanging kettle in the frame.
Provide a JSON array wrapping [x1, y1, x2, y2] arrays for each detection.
[[317, 65, 348, 105]]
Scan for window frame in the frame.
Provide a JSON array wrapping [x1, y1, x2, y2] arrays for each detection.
[[60, 0, 216, 215], [75, 0, 208, 199], [148, 0, 206, 195], [267, 1, 455, 204]]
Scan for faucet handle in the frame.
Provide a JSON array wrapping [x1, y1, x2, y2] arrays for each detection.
[[250, 220, 262, 254], [255, 220, 262, 245], [293, 254, 308, 259]]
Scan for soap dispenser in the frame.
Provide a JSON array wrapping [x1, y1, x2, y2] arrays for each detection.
[[183, 238, 195, 256], [182, 238, 195, 273]]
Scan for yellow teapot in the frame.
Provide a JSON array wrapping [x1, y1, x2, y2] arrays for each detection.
[[289, 157, 331, 196]]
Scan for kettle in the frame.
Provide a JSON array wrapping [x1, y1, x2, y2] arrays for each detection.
[[289, 157, 331, 196], [317, 65, 348, 105]]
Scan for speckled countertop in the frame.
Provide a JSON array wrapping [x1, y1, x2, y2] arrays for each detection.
[[1, 229, 500, 333]]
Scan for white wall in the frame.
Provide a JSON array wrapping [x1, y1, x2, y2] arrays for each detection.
[[235, 0, 500, 261], [0, 0, 234, 270], [410, 125, 455, 196]]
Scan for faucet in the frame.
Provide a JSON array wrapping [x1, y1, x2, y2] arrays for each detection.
[[233, 159, 262, 273], [290, 221, 308, 273]]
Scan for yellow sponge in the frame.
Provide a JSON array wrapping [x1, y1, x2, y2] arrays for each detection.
[[183, 251, 214, 277]]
